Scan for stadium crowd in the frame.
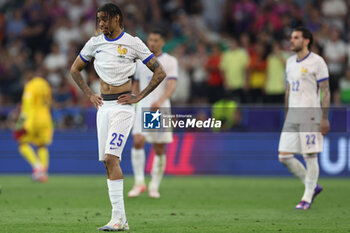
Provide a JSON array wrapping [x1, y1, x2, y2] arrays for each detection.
[[0, 0, 349, 129]]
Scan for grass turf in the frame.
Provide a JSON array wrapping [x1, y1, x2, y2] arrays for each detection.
[[0, 175, 349, 233]]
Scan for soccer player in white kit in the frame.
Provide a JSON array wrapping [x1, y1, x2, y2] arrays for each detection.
[[70, 3, 166, 231], [128, 29, 178, 199], [278, 27, 330, 210]]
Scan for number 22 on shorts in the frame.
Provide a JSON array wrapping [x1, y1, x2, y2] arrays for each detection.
[[110, 133, 124, 149]]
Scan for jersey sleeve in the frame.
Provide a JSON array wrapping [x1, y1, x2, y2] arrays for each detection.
[[79, 38, 95, 63], [316, 57, 329, 83], [165, 57, 178, 80], [134, 37, 154, 64]]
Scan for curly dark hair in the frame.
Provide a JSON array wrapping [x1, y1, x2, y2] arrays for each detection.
[[95, 3, 124, 32]]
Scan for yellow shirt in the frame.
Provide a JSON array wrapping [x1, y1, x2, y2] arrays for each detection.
[[22, 77, 52, 130], [220, 49, 249, 90], [266, 54, 287, 94]]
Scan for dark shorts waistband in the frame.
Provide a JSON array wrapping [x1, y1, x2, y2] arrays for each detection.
[[101, 92, 131, 101]]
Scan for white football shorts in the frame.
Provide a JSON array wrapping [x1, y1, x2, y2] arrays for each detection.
[[132, 103, 173, 144], [278, 122, 323, 154], [96, 100, 135, 161]]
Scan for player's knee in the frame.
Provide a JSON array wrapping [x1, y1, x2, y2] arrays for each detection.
[[154, 143, 165, 155], [104, 154, 120, 168], [133, 135, 145, 149]]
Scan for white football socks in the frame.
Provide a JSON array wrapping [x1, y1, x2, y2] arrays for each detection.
[[279, 154, 306, 184], [107, 179, 126, 222], [149, 155, 166, 191], [131, 148, 146, 186], [302, 154, 319, 203]]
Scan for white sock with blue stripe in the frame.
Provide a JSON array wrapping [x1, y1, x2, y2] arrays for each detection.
[[302, 154, 319, 203], [107, 179, 126, 222]]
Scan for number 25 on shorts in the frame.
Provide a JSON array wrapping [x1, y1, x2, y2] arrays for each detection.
[[110, 133, 124, 149]]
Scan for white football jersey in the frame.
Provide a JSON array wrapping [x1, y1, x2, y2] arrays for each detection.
[[134, 52, 178, 107], [79, 31, 154, 86], [285, 52, 329, 123]]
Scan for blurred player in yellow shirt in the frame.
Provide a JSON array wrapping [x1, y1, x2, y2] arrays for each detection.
[[14, 71, 54, 182]]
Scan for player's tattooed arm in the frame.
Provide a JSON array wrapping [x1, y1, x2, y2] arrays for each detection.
[[319, 79, 331, 135], [118, 57, 166, 105], [319, 79, 330, 119], [70, 55, 103, 109], [140, 57, 166, 100]]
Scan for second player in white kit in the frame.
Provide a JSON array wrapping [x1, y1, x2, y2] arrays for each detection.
[[278, 27, 330, 210], [128, 29, 178, 198]]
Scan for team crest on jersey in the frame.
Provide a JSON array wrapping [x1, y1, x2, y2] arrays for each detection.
[[301, 67, 308, 74], [118, 45, 127, 55]]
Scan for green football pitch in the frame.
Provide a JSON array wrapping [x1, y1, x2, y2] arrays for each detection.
[[0, 175, 349, 233]]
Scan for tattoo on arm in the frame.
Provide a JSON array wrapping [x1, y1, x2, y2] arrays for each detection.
[[319, 80, 330, 119], [70, 56, 94, 98], [138, 57, 166, 100], [146, 56, 160, 72], [71, 71, 93, 97]]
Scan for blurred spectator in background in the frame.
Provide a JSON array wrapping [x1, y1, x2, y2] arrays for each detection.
[[223, 0, 257, 35], [247, 41, 267, 103], [212, 91, 237, 132], [171, 44, 190, 104], [240, 33, 254, 55], [52, 77, 81, 129], [189, 43, 208, 103], [5, 8, 25, 41], [323, 28, 346, 100], [205, 43, 224, 103], [53, 17, 81, 55], [265, 41, 288, 104], [44, 43, 67, 88], [200, 0, 226, 32], [321, 0, 347, 31], [219, 37, 249, 103], [335, 67, 350, 105], [22, 4, 50, 55]]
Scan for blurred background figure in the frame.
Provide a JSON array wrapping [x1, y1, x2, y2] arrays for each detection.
[[265, 41, 288, 104], [219, 37, 249, 103], [335, 67, 350, 105], [247, 40, 267, 103], [13, 71, 53, 182], [212, 91, 238, 132], [1, 0, 350, 109], [205, 43, 224, 104]]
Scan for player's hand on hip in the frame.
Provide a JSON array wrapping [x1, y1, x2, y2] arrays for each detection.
[[320, 119, 330, 136], [150, 101, 161, 111], [117, 93, 138, 105], [90, 94, 103, 109]]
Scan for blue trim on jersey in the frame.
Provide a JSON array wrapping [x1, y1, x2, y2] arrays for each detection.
[[143, 54, 154, 64], [104, 31, 125, 42], [167, 76, 178, 80], [296, 51, 311, 63], [79, 53, 89, 63], [317, 77, 329, 83]]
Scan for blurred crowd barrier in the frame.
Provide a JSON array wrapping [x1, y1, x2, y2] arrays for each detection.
[[1, 131, 349, 176]]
